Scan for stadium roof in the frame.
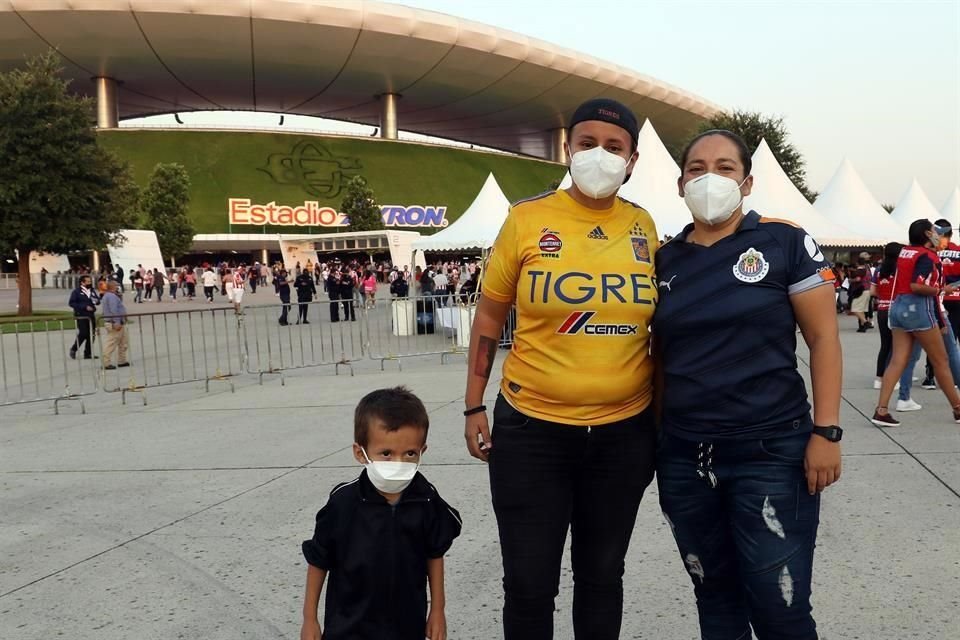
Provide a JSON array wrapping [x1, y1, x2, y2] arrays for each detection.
[[0, 0, 720, 158]]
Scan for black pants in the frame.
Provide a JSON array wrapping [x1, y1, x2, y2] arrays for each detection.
[[298, 302, 309, 323], [341, 299, 355, 321], [250, 279, 257, 293], [876, 309, 892, 377], [329, 296, 341, 322], [71, 317, 95, 357], [488, 395, 656, 640], [204, 286, 215, 301], [279, 294, 291, 324]]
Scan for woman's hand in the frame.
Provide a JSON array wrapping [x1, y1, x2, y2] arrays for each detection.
[[804, 435, 841, 495], [464, 410, 492, 461], [426, 608, 447, 640]]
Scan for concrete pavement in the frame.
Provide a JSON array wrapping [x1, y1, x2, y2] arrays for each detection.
[[1, 315, 958, 639]]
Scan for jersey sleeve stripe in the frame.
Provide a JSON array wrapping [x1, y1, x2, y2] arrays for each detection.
[[788, 274, 835, 296]]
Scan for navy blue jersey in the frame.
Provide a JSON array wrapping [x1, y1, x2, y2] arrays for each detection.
[[652, 211, 834, 441]]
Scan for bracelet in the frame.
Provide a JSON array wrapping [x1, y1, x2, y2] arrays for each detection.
[[463, 405, 487, 416]]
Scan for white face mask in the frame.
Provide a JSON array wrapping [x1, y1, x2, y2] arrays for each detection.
[[569, 146, 628, 200], [682, 173, 748, 225], [361, 448, 421, 494]]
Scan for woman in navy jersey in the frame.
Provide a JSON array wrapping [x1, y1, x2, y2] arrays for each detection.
[[653, 130, 842, 640], [872, 219, 960, 426]]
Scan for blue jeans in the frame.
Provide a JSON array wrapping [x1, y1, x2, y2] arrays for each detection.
[[897, 322, 960, 400], [657, 431, 820, 640]]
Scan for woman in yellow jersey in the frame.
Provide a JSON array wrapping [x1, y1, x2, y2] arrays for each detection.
[[463, 99, 658, 640]]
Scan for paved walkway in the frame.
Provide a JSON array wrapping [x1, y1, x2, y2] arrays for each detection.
[[1, 317, 958, 639]]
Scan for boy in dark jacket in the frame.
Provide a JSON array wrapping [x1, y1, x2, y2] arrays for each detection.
[[300, 387, 461, 640]]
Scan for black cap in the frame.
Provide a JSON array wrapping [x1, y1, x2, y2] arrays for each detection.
[[568, 98, 639, 147]]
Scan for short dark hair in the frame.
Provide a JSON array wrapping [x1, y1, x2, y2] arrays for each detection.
[[908, 218, 933, 246], [680, 129, 752, 177], [354, 386, 429, 447], [935, 218, 953, 236]]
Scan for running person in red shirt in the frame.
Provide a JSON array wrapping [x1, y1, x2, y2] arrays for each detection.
[[873, 219, 960, 426], [871, 242, 901, 390], [937, 219, 960, 344]]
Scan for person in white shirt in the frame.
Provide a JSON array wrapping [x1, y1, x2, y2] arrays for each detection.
[[225, 269, 245, 312], [201, 267, 218, 303], [432, 270, 449, 306]]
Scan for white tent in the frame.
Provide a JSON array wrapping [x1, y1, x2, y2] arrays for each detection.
[[890, 179, 941, 230], [940, 187, 960, 229], [411, 172, 510, 252], [744, 139, 873, 246], [813, 158, 905, 243], [618, 119, 690, 240]]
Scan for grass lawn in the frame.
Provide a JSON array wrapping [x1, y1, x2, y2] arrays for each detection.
[[0, 311, 87, 334]]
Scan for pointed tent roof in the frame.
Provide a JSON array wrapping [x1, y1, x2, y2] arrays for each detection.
[[890, 179, 941, 231], [617, 119, 690, 240], [813, 158, 904, 242], [940, 187, 960, 229], [744, 139, 873, 246], [411, 173, 510, 251]]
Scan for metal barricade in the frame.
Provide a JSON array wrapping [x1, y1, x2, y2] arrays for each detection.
[[0, 317, 100, 413], [363, 293, 476, 370], [99, 306, 243, 404], [242, 300, 364, 383]]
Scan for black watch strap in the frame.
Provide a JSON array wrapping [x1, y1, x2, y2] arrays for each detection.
[[464, 405, 487, 416], [812, 425, 843, 442]]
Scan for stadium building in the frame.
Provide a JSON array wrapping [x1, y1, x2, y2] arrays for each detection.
[[0, 0, 719, 269]]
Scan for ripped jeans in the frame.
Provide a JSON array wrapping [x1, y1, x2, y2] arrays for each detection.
[[657, 431, 820, 640]]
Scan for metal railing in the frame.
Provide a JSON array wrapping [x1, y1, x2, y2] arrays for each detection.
[[242, 299, 365, 382], [0, 317, 100, 413], [0, 291, 517, 412], [99, 307, 243, 405], [363, 293, 478, 370], [0, 272, 109, 290]]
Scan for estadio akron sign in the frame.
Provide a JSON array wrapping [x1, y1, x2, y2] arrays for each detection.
[[228, 198, 448, 228]]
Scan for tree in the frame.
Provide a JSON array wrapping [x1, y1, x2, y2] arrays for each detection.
[[142, 163, 193, 266], [677, 110, 815, 202], [0, 52, 138, 315], [341, 176, 385, 232]]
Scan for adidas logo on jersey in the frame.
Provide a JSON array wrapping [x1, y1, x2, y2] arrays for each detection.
[[587, 226, 608, 240]]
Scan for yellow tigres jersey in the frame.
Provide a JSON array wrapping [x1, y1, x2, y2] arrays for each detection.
[[483, 189, 658, 425]]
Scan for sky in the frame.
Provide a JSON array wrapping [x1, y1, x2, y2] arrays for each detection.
[[131, 0, 959, 208], [397, 0, 959, 207]]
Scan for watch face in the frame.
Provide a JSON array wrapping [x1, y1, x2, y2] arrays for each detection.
[[815, 426, 842, 442]]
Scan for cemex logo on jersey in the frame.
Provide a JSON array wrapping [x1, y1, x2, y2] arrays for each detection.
[[556, 311, 638, 336]]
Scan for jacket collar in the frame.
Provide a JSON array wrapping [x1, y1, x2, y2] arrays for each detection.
[[673, 210, 760, 244]]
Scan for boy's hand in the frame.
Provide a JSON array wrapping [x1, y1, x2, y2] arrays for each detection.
[[300, 620, 322, 640], [426, 608, 446, 640]]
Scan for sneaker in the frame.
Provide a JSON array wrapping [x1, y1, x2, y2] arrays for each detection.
[[118, 362, 130, 368], [954, 406, 960, 424], [103, 364, 117, 370], [921, 378, 937, 390], [875, 378, 900, 390], [896, 398, 922, 412], [871, 410, 901, 427]]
